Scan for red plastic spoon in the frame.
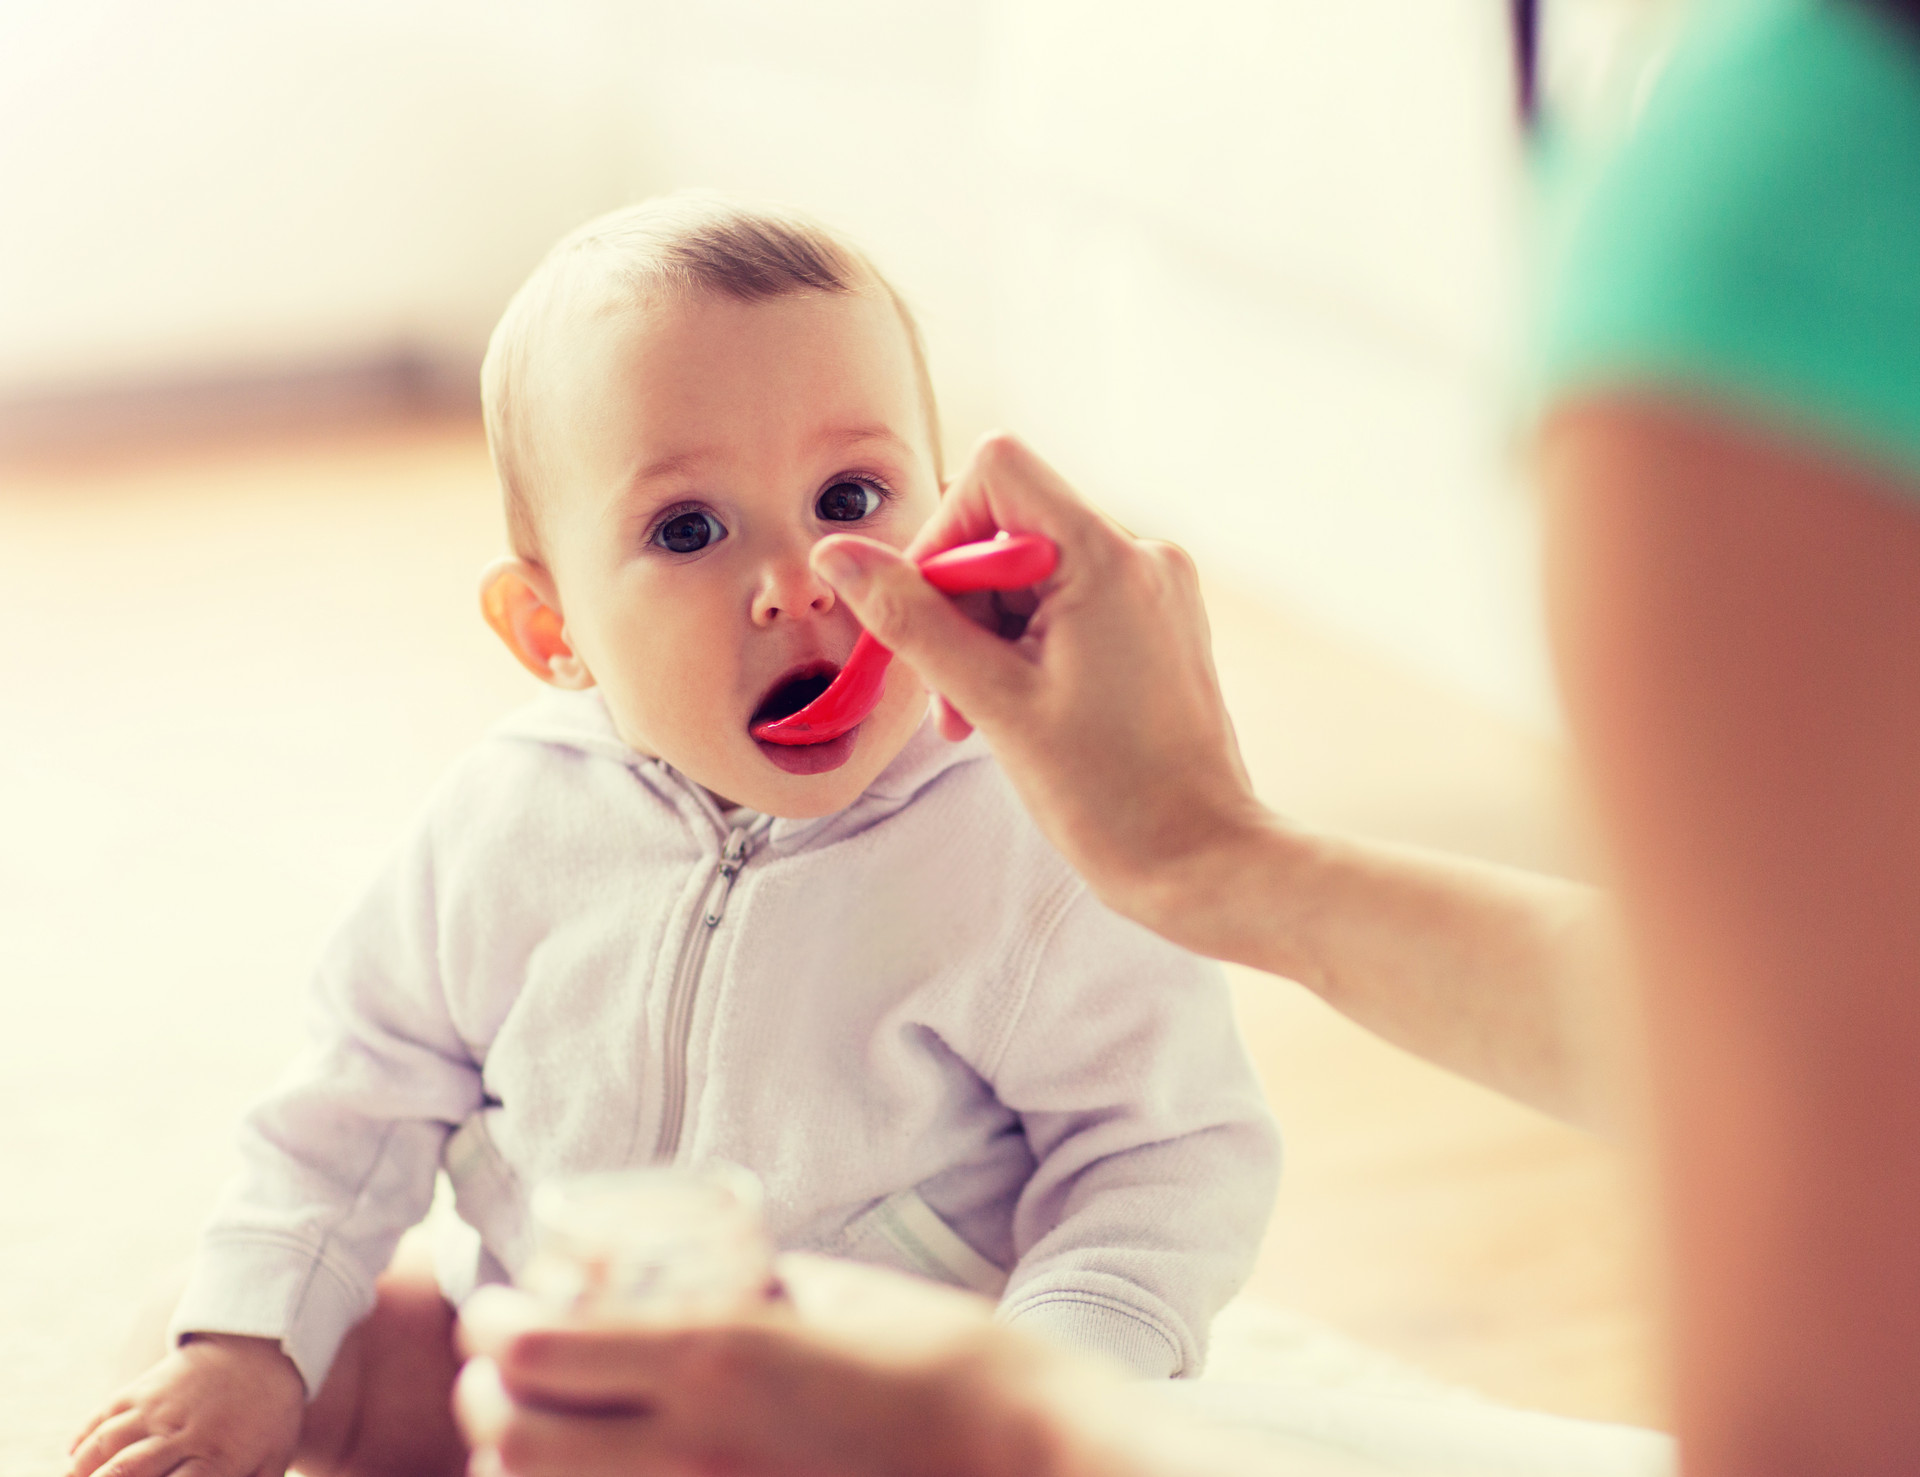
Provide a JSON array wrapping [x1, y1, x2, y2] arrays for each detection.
[[751, 533, 1057, 746]]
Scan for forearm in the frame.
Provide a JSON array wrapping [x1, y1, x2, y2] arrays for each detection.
[[1155, 813, 1618, 1127], [1545, 396, 1920, 1475], [813, 433, 1616, 1128]]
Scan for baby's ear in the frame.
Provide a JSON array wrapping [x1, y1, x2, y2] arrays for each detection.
[[479, 558, 595, 689]]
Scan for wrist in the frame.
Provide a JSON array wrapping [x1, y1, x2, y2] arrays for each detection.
[[1121, 804, 1321, 980], [180, 1332, 303, 1387]]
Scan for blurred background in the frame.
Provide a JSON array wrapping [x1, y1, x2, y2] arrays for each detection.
[[2, 0, 1554, 716], [1, 2, 1674, 1472]]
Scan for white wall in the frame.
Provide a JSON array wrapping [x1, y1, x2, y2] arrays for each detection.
[[0, 0, 646, 390], [1, 0, 1557, 723], [617, 0, 1555, 723], [983, 1, 1549, 722], [612, 0, 1005, 464]]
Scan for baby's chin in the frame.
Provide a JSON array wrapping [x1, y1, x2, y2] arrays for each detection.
[[745, 714, 922, 817]]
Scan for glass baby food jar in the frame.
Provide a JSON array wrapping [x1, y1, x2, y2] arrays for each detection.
[[520, 1163, 778, 1322]]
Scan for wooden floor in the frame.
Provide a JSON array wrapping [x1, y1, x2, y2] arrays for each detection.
[[1203, 581, 1665, 1427], [0, 421, 1663, 1475]]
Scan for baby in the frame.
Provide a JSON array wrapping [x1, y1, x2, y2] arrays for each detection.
[[71, 194, 1281, 1477]]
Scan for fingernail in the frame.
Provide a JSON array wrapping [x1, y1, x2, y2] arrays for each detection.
[[812, 540, 878, 595]]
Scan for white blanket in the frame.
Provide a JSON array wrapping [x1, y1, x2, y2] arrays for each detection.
[[1165, 1299, 1677, 1476]]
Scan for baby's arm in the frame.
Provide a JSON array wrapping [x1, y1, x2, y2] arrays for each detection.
[[85, 817, 485, 1468], [69, 1337, 302, 1477], [171, 820, 482, 1390], [988, 887, 1282, 1378]]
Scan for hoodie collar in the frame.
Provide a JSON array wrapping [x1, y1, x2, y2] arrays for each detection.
[[490, 688, 989, 850]]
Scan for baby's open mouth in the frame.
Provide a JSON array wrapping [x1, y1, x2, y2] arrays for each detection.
[[750, 662, 840, 729]]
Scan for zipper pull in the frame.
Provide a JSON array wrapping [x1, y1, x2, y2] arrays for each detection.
[[703, 826, 752, 927]]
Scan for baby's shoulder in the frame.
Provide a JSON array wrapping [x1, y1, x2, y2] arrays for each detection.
[[415, 690, 667, 876]]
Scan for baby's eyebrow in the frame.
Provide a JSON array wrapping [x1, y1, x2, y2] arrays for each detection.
[[629, 448, 713, 487], [601, 452, 713, 534], [812, 424, 914, 460], [628, 426, 906, 486]]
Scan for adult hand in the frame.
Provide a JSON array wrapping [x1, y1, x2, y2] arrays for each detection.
[[811, 432, 1620, 1125], [810, 433, 1268, 958], [455, 1256, 1130, 1477]]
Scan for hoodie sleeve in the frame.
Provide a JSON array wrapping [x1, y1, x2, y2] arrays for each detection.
[[167, 820, 482, 1398], [986, 883, 1282, 1379]]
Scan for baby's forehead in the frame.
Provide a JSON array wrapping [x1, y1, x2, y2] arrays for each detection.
[[542, 283, 929, 448], [485, 204, 944, 562]]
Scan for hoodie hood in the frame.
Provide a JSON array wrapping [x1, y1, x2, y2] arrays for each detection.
[[488, 687, 990, 851]]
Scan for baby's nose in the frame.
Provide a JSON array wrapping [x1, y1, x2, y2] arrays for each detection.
[[752, 550, 837, 624]]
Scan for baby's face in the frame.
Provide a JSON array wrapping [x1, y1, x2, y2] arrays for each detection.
[[537, 288, 941, 817]]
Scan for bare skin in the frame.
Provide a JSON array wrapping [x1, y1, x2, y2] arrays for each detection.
[[95, 396, 1920, 1476], [453, 408, 1920, 1475], [455, 1257, 1166, 1477], [69, 285, 947, 1477], [68, 1337, 302, 1477], [444, 430, 1634, 1477], [70, 1259, 463, 1477], [1543, 394, 1920, 1477], [810, 431, 1614, 1125], [477, 286, 942, 821]]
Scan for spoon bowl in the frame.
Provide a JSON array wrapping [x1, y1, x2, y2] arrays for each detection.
[[750, 534, 1057, 746]]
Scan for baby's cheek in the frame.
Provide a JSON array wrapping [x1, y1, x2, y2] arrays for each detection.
[[597, 662, 716, 764]]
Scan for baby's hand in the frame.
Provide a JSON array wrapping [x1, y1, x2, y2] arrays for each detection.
[[69, 1335, 303, 1477]]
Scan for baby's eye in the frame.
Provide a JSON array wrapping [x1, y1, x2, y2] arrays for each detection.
[[654, 510, 727, 554], [816, 480, 883, 522]]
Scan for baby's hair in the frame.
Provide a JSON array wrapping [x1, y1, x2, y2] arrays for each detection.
[[482, 192, 942, 560]]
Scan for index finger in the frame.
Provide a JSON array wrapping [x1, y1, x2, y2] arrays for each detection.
[[498, 1323, 787, 1409], [906, 432, 1122, 563], [460, 1288, 713, 1407]]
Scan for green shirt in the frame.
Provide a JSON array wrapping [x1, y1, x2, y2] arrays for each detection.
[[1537, 0, 1920, 492]]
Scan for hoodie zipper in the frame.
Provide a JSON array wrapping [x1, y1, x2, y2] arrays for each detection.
[[651, 815, 769, 1162]]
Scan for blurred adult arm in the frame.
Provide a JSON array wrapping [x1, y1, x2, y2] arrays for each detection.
[[1542, 393, 1920, 1477], [812, 433, 1614, 1125]]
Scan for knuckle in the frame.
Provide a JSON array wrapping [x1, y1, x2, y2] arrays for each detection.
[[1155, 539, 1200, 581], [495, 1423, 547, 1473], [1116, 540, 1194, 607], [973, 430, 1039, 487], [505, 1328, 556, 1370], [96, 1451, 145, 1477], [975, 430, 1023, 469], [861, 583, 919, 645], [1140, 538, 1198, 587], [677, 1332, 751, 1400]]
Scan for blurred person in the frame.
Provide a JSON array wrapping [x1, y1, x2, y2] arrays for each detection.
[[453, 1, 1920, 1474], [66, 195, 1278, 1477]]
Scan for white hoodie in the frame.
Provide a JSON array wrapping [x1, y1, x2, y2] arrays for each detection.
[[171, 690, 1281, 1391]]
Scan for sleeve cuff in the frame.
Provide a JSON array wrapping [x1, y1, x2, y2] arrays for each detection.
[[167, 1234, 373, 1400], [1000, 1294, 1183, 1379]]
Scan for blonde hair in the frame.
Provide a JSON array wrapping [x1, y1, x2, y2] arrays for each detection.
[[481, 192, 942, 559]]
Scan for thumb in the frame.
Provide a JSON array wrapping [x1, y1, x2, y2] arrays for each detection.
[[812, 536, 1033, 725]]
